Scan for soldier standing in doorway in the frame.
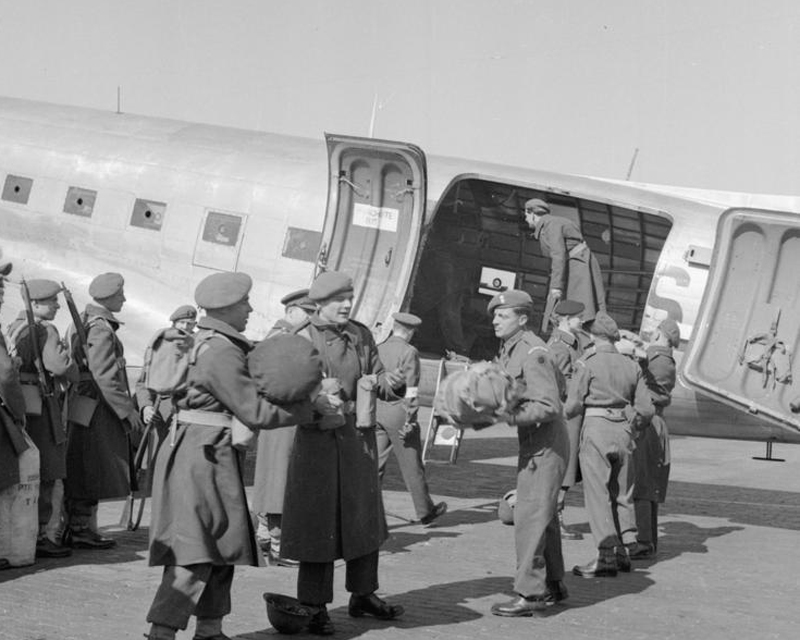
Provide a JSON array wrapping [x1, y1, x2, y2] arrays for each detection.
[[523, 198, 606, 327]]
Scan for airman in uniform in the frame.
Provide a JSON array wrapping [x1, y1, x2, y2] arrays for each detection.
[[135, 304, 198, 443], [0, 259, 28, 572], [546, 299, 586, 540], [630, 318, 680, 559], [281, 271, 406, 636], [488, 290, 570, 617], [145, 272, 317, 640], [252, 287, 316, 567], [65, 272, 143, 549], [523, 198, 606, 325], [376, 312, 447, 525], [7, 279, 78, 558], [565, 311, 654, 578]]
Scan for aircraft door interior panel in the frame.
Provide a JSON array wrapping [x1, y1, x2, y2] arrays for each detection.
[[406, 178, 672, 361], [682, 208, 800, 433], [322, 135, 426, 334]]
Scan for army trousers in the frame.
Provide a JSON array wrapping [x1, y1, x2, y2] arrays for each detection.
[[579, 417, 637, 550], [513, 427, 567, 597], [376, 403, 435, 520], [298, 550, 378, 606], [147, 564, 234, 630]]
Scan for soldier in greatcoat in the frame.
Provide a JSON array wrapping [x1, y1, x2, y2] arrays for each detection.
[[375, 312, 447, 525], [565, 312, 654, 578], [7, 279, 78, 558], [135, 304, 197, 443], [281, 271, 406, 636], [487, 290, 570, 617], [251, 287, 315, 566], [523, 198, 606, 325], [64, 272, 143, 549], [546, 299, 586, 540], [0, 259, 28, 572], [145, 272, 320, 640], [630, 318, 679, 559]]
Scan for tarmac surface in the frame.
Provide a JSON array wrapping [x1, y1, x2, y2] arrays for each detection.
[[2, 426, 799, 640]]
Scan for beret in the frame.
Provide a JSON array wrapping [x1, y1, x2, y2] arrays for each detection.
[[26, 279, 61, 301], [659, 318, 681, 348], [194, 272, 252, 309], [169, 304, 197, 323], [249, 333, 324, 404], [587, 311, 619, 340], [393, 312, 421, 328], [553, 299, 585, 317], [487, 289, 533, 315], [89, 272, 124, 299], [0, 261, 11, 277], [280, 288, 309, 307], [524, 198, 550, 213], [308, 271, 354, 302]]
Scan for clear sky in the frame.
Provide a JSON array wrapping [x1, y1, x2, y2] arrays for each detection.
[[0, 0, 798, 194]]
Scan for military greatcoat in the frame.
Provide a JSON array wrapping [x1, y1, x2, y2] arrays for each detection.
[[282, 315, 400, 563], [533, 216, 606, 322], [251, 318, 297, 516], [65, 303, 135, 501], [148, 316, 312, 568], [0, 332, 28, 492], [7, 315, 77, 481]]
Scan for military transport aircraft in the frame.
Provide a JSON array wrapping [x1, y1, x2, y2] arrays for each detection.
[[1, 96, 799, 447]]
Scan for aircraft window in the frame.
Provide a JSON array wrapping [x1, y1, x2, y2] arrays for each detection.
[[282, 226, 322, 263], [130, 198, 166, 231], [63, 187, 97, 217], [202, 211, 242, 246], [2, 175, 33, 205]]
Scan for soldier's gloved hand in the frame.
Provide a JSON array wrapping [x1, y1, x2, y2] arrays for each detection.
[[142, 405, 156, 425], [313, 392, 342, 416], [549, 288, 563, 301], [384, 369, 405, 390]]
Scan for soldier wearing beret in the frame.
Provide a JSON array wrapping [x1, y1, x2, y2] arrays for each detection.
[[64, 272, 143, 550], [376, 312, 447, 525], [135, 304, 198, 443], [630, 318, 679, 560], [0, 259, 29, 571], [565, 311, 654, 577], [281, 270, 407, 635], [145, 272, 319, 640], [7, 279, 78, 558], [523, 198, 606, 327], [546, 299, 586, 541], [487, 290, 570, 617], [251, 287, 316, 568]]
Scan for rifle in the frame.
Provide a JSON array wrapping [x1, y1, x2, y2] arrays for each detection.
[[20, 279, 65, 444]]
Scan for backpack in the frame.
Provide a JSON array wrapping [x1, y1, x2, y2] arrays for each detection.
[[433, 361, 522, 428], [142, 328, 215, 396]]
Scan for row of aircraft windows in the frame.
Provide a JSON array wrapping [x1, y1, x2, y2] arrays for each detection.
[[1, 173, 243, 247]]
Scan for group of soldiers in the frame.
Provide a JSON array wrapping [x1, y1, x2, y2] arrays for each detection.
[[0, 193, 680, 636]]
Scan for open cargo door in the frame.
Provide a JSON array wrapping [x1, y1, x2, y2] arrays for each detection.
[[318, 134, 426, 333], [681, 208, 800, 435]]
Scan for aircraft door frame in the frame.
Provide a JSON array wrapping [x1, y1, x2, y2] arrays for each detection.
[[681, 207, 800, 435], [319, 133, 427, 337]]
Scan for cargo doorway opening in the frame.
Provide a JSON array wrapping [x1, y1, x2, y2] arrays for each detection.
[[405, 178, 673, 361]]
